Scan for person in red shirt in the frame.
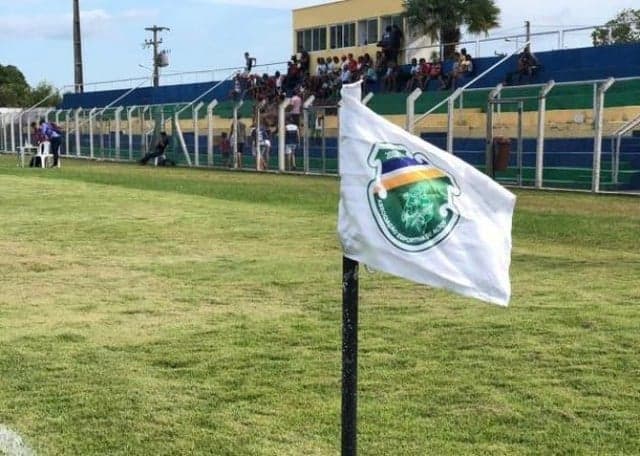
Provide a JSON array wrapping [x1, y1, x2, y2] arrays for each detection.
[[418, 58, 432, 89], [30, 122, 46, 145], [425, 60, 445, 90], [347, 54, 358, 73]]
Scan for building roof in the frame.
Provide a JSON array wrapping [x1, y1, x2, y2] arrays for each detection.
[[292, 0, 345, 13]]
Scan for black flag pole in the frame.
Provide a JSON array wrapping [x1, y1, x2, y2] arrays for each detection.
[[342, 256, 359, 456]]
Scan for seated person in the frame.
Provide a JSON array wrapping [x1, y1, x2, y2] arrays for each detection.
[[423, 60, 444, 90], [363, 64, 378, 94], [517, 48, 539, 82], [404, 58, 421, 92], [383, 61, 399, 92], [449, 54, 474, 89], [139, 131, 173, 165], [506, 47, 540, 85], [460, 54, 473, 76]]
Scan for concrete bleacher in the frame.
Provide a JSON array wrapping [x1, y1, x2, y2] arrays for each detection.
[[60, 43, 640, 111], [441, 41, 640, 89], [58, 42, 640, 190]]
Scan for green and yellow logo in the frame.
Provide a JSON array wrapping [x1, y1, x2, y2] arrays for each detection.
[[367, 142, 461, 252]]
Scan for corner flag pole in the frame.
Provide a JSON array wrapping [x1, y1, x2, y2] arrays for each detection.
[[342, 256, 359, 455]]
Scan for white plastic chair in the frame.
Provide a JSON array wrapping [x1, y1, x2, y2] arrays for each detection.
[[35, 141, 52, 168]]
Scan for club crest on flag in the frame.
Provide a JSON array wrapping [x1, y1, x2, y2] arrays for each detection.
[[367, 142, 461, 252]]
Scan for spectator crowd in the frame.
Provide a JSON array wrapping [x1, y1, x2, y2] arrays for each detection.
[[221, 38, 540, 171]]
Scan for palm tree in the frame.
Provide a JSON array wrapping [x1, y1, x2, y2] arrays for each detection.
[[403, 0, 500, 59]]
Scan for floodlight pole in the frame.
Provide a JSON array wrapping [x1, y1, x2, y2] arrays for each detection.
[[342, 256, 359, 456], [73, 0, 84, 93]]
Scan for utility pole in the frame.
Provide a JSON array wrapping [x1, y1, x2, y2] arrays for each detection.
[[73, 0, 84, 93], [144, 25, 170, 87], [525, 20, 531, 50]]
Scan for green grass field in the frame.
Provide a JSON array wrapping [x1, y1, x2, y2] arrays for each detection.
[[0, 155, 639, 455]]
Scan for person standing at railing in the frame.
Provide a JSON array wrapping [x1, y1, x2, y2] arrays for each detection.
[[378, 26, 393, 64], [39, 118, 62, 167], [289, 90, 303, 127], [390, 25, 404, 64], [230, 119, 247, 168], [284, 115, 300, 171], [219, 131, 232, 168]]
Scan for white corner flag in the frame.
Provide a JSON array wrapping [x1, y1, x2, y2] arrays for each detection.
[[338, 82, 516, 306]]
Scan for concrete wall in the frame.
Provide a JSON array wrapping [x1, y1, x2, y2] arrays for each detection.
[[292, 0, 419, 71]]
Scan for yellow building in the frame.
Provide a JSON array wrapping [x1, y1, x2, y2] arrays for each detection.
[[292, 0, 432, 69]]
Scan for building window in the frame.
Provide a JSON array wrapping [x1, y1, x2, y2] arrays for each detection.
[[296, 27, 327, 52], [358, 18, 379, 46], [381, 14, 403, 33], [329, 22, 356, 49]]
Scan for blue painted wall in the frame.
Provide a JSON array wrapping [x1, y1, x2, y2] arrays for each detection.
[[447, 42, 640, 89], [61, 80, 234, 109]]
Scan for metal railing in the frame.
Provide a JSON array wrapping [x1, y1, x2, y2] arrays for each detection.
[[77, 61, 289, 92], [403, 24, 609, 61], [405, 72, 640, 193], [611, 111, 640, 184]]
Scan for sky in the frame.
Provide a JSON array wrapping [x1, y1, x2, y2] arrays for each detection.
[[0, 0, 637, 90]]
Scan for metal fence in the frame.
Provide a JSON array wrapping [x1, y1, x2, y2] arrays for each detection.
[[407, 75, 640, 192], [2, 72, 640, 194], [405, 24, 607, 62]]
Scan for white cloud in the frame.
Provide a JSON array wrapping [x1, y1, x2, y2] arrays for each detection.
[[0, 8, 158, 40]]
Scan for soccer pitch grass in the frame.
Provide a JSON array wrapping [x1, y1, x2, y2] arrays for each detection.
[[0, 155, 639, 455]]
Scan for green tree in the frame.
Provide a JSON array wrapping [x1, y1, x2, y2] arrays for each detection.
[[403, 0, 500, 59], [592, 9, 640, 46], [0, 63, 60, 107], [0, 64, 30, 106], [26, 82, 62, 107]]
